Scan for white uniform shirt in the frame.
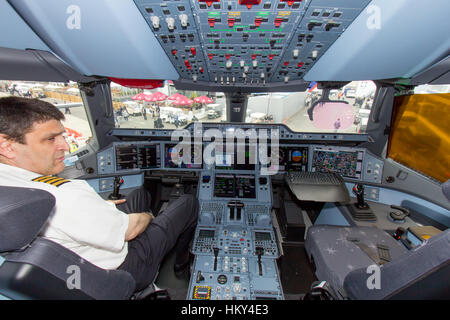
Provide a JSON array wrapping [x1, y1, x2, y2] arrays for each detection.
[[0, 163, 129, 269]]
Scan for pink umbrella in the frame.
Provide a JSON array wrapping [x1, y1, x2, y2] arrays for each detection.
[[194, 95, 214, 104], [171, 96, 194, 107], [168, 93, 186, 101], [149, 91, 168, 102], [131, 93, 151, 101]]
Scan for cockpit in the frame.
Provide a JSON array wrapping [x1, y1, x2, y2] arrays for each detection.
[[0, 0, 449, 303]]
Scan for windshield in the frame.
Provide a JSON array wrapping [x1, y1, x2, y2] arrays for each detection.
[[112, 80, 376, 134], [0, 80, 92, 156]]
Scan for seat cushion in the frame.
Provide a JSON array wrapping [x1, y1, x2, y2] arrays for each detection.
[[305, 225, 408, 296]]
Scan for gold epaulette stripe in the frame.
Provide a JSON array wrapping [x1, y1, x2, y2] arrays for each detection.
[[32, 175, 70, 187]]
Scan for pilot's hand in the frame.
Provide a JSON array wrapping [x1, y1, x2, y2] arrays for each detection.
[[107, 199, 127, 206]]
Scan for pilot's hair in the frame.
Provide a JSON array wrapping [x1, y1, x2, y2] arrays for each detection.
[[0, 96, 65, 144]]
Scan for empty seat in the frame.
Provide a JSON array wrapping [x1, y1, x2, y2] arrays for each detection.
[[305, 224, 450, 299]]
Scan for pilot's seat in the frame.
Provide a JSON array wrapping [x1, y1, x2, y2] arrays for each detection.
[[304, 181, 450, 300], [0, 186, 165, 300]]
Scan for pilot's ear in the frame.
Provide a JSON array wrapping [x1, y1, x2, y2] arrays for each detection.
[[0, 134, 16, 159]]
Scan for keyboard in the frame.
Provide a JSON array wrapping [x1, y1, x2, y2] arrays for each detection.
[[287, 171, 343, 185]]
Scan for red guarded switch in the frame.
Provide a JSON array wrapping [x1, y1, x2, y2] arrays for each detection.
[[171, 49, 177, 56], [191, 47, 197, 56], [208, 53, 214, 60], [254, 17, 262, 27], [274, 18, 283, 28], [228, 18, 235, 27]]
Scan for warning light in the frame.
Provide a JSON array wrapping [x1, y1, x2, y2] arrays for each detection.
[[198, 0, 220, 7], [208, 53, 214, 60], [208, 18, 216, 28], [274, 18, 283, 28], [254, 17, 262, 27], [280, 0, 303, 6], [297, 62, 304, 68], [190, 47, 197, 56], [239, 0, 261, 10], [228, 18, 235, 27], [171, 49, 177, 56]]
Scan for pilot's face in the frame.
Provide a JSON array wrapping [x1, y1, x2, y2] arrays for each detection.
[[11, 119, 70, 175]]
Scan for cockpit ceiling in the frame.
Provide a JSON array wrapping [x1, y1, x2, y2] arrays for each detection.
[[3, 0, 450, 89]]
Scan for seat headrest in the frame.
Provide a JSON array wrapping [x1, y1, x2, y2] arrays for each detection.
[[442, 179, 450, 201], [0, 186, 55, 252]]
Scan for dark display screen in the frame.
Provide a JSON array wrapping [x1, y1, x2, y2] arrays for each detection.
[[115, 143, 161, 171], [164, 143, 202, 169], [214, 174, 256, 199], [312, 149, 363, 179]]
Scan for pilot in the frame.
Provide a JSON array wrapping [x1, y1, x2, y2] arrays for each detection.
[[0, 97, 199, 291]]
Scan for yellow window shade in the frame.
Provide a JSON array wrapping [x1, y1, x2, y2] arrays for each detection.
[[388, 93, 450, 183]]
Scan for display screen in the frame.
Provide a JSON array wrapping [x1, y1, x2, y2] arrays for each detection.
[[215, 145, 256, 171], [255, 231, 272, 241], [164, 143, 202, 169], [214, 174, 235, 198], [261, 146, 308, 173], [312, 149, 363, 179], [214, 174, 256, 198], [115, 143, 161, 171], [138, 144, 161, 169]]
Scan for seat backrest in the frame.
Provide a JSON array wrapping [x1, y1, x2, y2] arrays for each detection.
[[0, 186, 54, 252], [0, 186, 136, 300], [343, 229, 450, 299]]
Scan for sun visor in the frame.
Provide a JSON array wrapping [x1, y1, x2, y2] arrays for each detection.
[[8, 0, 179, 80]]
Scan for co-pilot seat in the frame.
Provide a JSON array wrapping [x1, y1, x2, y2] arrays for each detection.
[[0, 186, 160, 300], [304, 181, 450, 299]]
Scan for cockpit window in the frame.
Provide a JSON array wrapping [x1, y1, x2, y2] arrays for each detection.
[[111, 80, 376, 134], [388, 91, 450, 183], [0, 80, 92, 155]]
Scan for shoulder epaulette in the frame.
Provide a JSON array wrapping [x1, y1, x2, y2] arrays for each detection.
[[32, 175, 71, 187]]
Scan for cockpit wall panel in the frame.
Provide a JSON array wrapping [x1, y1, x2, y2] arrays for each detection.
[[8, 0, 179, 80], [305, 0, 450, 81]]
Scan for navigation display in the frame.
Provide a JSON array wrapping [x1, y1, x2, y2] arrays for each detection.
[[164, 143, 202, 169], [312, 149, 363, 179], [115, 143, 161, 171]]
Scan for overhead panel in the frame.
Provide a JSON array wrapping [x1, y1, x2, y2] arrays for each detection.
[[134, 0, 371, 90]]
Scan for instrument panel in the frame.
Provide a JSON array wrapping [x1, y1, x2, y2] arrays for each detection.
[[98, 140, 383, 184]]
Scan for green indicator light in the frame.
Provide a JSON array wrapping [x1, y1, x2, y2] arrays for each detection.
[[257, 12, 270, 17], [208, 12, 221, 17]]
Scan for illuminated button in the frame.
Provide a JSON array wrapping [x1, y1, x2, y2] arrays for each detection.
[[208, 18, 215, 28], [228, 18, 235, 27], [255, 17, 262, 27], [190, 47, 197, 55]]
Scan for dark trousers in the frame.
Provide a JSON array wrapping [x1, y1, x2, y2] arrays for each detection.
[[116, 188, 198, 291]]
